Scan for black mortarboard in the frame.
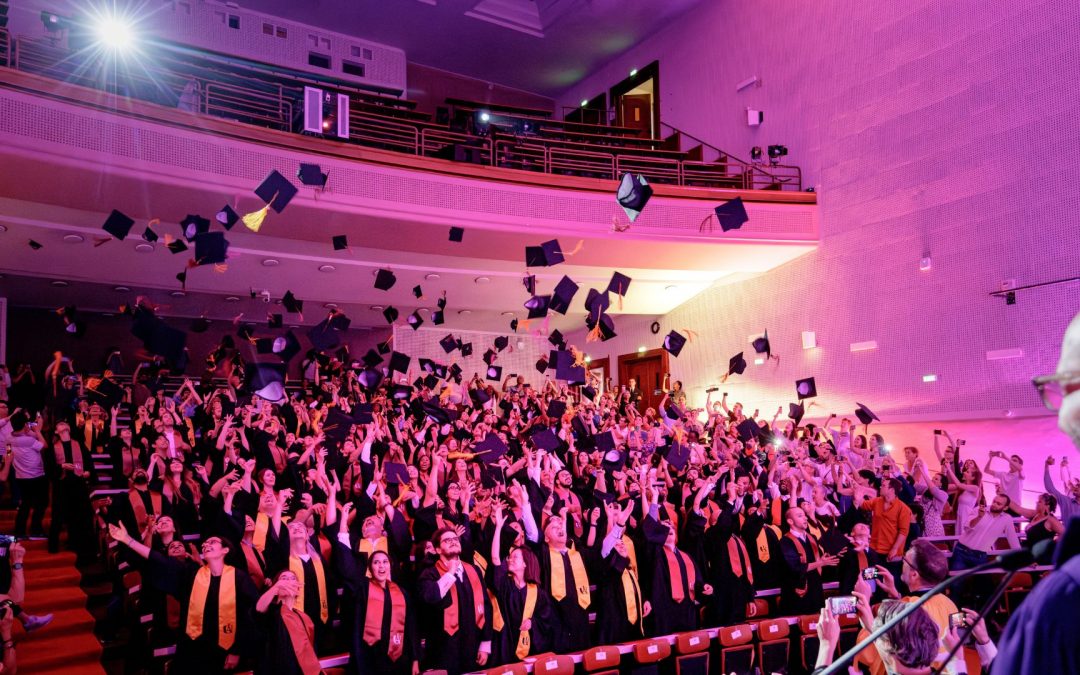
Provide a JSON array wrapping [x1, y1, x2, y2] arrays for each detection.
[[510, 318, 519, 331], [191, 317, 211, 333], [460, 342, 473, 357], [593, 430, 615, 452], [389, 384, 412, 400], [374, 269, 397, 291], [665, 441, 691, 471], [594, 313, 617, 341], [788, 402, 805, 426], [267, 313, 283, 328], [236, 323, 256, 341], [531, 426, 560, 452], [332, 235, 348, 251], [449, 226, 464, 242], [254, 337, 275, 354], [407, 311, 423, 330], [523, 274, 536, 295], [28, 240, 43, 250], [102, 210, 135, 240], [752, 330, 771, 359], [362, 349, 383, 368], [132, 311, 186, 363], [482, 348, 497, 366], [181, 214, 210, 242], [439, 334, 457, 354], [549, 330, 565, 348], [412, 285, 423, 299], [795, 377, 817, 400], [663, 330, 687, 357], [547, 400, 567, 419], [422, 373, 440, 390], [384, 462, 410, 484], [418, 358, 437, 374], [297, 163, 328, 187], [855, 403, 879, 425], [535, 357, 549, 374], [448, 363, 463, 383], [714, 197, 749, 232], [727, 351, 747, 376], [494, 336, 509, 351], [475, 434, 509, 464], [550, 276, 579, 315], [87, 377, 123, 408], [607, 271, 631, 297], [376, 340, 392, 355], [525, 239, 564, 267], [216, 205, 239, 230], [737, 418, 763, 443], [584, 288, 610, 316], [276, 331, 301, 362], [431, 310, 445, 325], [322, 406, 367, 443], [616, 173, 653, 221], [254, 169, 298, 214], [328, 312, 351, 332], [388, 351, 410, 374], [358, 368, 382, 390], [554, 351, 586, 384], [583, 384, 598, 399], [194, 231, 229, 265], [383, 306, 399, 324], [167, 238, 188, 254], [471, 387, 491, 405], [525, 295, 551, 319], [142, 226, 159, 242], [282, 291, 303, 314], [486, 365, 502, 381], [307, 320, 342, 352]]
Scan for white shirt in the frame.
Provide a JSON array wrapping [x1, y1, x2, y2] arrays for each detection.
[[10, 434, 45, 480], [959, 511, 1021, 552], [990, 469, 1022, 504]]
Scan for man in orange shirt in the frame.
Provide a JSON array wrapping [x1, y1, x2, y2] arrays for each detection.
[[858, 477, 912, 563]]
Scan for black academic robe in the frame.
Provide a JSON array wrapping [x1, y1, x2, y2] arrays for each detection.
[[595, 546, 645, 644], [417, 560, 493, 675], [253, 606, 318, 675], [490, 563, 557, 663], [837, 547, 885, 595], [537, 544, 592, 653], [741, 512, 785, 590], [143, 552, 259, 674], [779, 531, 826, 616], [703, 500, 756, 625], [643, 540, 705, 636]]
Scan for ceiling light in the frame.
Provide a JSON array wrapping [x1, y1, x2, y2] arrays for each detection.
[[425, 273, 441, 281], [51, 280, 69, 287], [637, 346, 646, 354], [134, 243, 154, 253], [318, 264, 336, 273], [479, 112, 490, 122], [261, 258, 280, 267], [170, 290, 186, 298], [458, 309, 472, 315], [324, 303, 338, 309], [801, 331, 817, 350], [224, 296, 240, 302], [922, 374, 937, 383], [581, 99, 589, 107], [474, 276, 490, 284], [754, 358, 765, 365], [919, 256, 932, 272], [63, 234, 84, 243], [370, 305, 384, 311], [418, 307, 430, 313], [629, 68, 638, 77], [113, 285, 130, 292], [94, 14, 136, 51], [501, 311, 515, 317], [584, 355, 592, 363], [101, 312, 114, 317], [0, 225, 6, 233], [665, 285, 678, 292]]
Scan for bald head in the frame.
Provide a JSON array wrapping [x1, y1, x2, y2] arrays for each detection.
[[1059, 312, 1080, 449]]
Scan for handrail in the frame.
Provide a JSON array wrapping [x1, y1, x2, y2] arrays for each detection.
[[659, 120, 801, 190], [0, 27, 9, 69]]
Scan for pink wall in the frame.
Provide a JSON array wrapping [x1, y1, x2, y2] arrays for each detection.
[[556, 1, 1079, 438], [407, 62, 554, 114]]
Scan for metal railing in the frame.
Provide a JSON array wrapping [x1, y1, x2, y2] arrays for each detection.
[[1, 35, 804, 192]]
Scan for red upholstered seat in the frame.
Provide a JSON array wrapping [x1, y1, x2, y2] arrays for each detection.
[[717, 624, 755, 674], [581, 645, 621, 673], [631, 637, 672, 664], [528, 653, 574, 675], [757, 618, 792, 674]]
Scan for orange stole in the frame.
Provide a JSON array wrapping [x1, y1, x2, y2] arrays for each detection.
[[281, 607, 322, 675], [435, 560, 486, 635], [785, 532, 821, 597], [363, 580, 407, 661], [186, 565, 237, 649], [728, 536, 754, 583], [128, 489, 162, 532], [289, 555, 329, 623], [664, 547, 696, 603]]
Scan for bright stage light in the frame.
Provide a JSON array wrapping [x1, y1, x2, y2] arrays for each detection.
[[95, 15, 135, 50]]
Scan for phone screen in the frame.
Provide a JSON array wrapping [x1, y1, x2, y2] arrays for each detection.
[[829, 595, 858, 615], [861, 567, 879, 580], [949, 612, 967, 629]]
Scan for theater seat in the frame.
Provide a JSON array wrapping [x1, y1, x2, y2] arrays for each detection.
[[746, 598, 771, 618], [582, 645, 621, 675], [630, 637, 672, 675], [484, 664, 527, 675], [529, 654, 573, 675], [717, 624, 755, 675], [798, 614, 821, 670], [837, 613, 861, 653], [1004, 572, 1034, 614], [674, 629, 711, 675], [757, 618, 791, 674]]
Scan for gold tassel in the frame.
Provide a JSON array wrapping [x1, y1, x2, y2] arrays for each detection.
[[243, 205, 270, 232], [586, 324, 601, 342]]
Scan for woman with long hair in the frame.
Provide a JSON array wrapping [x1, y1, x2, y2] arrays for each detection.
[[254, 569, 324, 674]]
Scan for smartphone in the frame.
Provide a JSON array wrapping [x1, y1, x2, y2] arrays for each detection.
[[861, 567, 880, 580], [706, 387, 718, 394], [828, 595, 858, 616], [949, 611, 967, 629], [933, 429, 942, 435]]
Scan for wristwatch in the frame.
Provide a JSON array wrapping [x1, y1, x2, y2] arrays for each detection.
[[11, 564, 22, 571]]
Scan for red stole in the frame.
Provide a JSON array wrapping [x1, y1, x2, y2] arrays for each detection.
[[363, 579, 407, 661], [785, 532, 821, 597], [435, 560, 485, 635], [664, 547, 696, 603], [281, 607, 322, 675]]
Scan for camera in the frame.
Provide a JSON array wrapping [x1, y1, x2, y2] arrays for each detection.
[[705, 387, 719, 394], [861, 567, 880, 580], [828, 595, 858, 615]]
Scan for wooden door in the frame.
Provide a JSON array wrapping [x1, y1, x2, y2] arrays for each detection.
[[620, 93, 652, 138], [618, 349, 670, 414]]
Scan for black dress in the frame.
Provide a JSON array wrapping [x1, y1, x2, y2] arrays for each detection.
[[489, 563, 558, 663]]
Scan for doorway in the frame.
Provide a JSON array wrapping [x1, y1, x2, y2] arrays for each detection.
[[617, 348, 670, 414], [587, 357, 610, 394], [610, 61, 660, 139]]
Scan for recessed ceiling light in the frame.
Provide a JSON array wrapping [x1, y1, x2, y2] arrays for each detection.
[[170, 290, 186, 298], [501, 311, 515, 317], [475, 276, 490, 284], [425, 273, 441, 281], [318, 264, 336, 273], [63, 234, 84, 243], [665, 285, 678, 292], [113, 285, 130, 292], [0, 224, 7, 233], [134, 243, 154, 253], [101, 312, 114, 317], [261, 258, 280, 267], [225, 296, 240, 302], [418, 307, 430, 313], [288, 325, 300, 329], [51, 280, 69, 287], [324, 303, 338, 309], [370, 305, 384, 311], [458, 309, 472, 315]]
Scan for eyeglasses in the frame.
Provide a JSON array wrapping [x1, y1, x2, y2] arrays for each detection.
[[439, 535, 460, 544], [1033, 372, 1080, 411]]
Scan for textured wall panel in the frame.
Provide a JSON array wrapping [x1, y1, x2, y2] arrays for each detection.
[[560, 0, 1080, 421], [392, 325, 555, 388]]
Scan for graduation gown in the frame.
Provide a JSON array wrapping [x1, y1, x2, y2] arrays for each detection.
[[417, 559, 492, 675], [643, 541, 705, 636], [490, 563, 557, 663], [253, 605, 323, 675], [740, 512, 785, 590], [595, 545, 646, 644], [838, 547, 884, 595], [538, 544, 593, 653], [779, 531, 826, 616], [703, 501, 756, 625]]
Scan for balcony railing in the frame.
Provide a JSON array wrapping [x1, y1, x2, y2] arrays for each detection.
[[3, 34, 803, 192]]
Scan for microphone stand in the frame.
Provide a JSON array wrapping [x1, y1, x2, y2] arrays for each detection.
[[818, 553, 1026, 675], [929, 568, 1018, 675]]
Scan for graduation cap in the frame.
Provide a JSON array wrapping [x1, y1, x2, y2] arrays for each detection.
[[388, 351, 411, 374], [254, 337, 276, 355], [448, 363, 463, 384], [494, 336, 509, 351], [28, 240, 43, 250], [191, 317, 211, 333], [752, 330, 772, 359], [246, 362, 286, 401], [406, 311, 423, 330], [460, 342, 473, 357], [411, 285, 423, 300], [449, 226, 464, 243], [275, 331, 301, 362], [166, 238, 188, 254], [795, 377, 817, 400], [87, 377, 124, 408], [216, 205, 239, 230], [737, 418, 763, 443], [554, 352, 586, 384], [431, 310, 445, 325], [522, 274, 536, 295], [308, 322, 343, 354], [593, 430, 615, 453], [236, 323, 256, 341], [607, 271, 631, 297], [788, 402, 806, 426], [664, 441, 691, 471], [549, 330, 565, 348], [714, 196, 749, 232], [374, 269, 396, 291], [360, 348, 383, 368], [663, 330, 687, 357], [486, 365, 502, 381], [582, 384, 598, 400], [547, 400, 567, 419], [475, 434, 509, 464], [384, 462, 410, 484], [525, 239, 564, 267], [591, 313, 617, 341], [510, 318, 519, 332], [102, 209, 135, 240], [418, 358, 437, 374], [142, 226, 159, 243], [181, 214, 210, 242], [389, 384, 413, 400], [535, 357, 549, 374], [282, 291, 304, 315], [194, 231, 229, 265], [854, 403, 879, 425], [132, 312, 187, 363], [482, 348, 497, 366], [383, 306, 399, 324], [297, 163, 328, 187], [358, 368, 383, 391], [267, 313, 283, 328], [439, 334, 457, 354], [727, 351, 747, 377], [58, 306, 85, 337], [332, 235, 348, 251], [328, 311, 351, 332], [251, 169, 298, 216], [550, 276, 579, 315], [584, 288, 611, 316], [616, 173, 653, 222], [531, 426, 560, 452], [322, 405, 372, 443], [470, 387, 491, 405], [525, 294, 551, 319]]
